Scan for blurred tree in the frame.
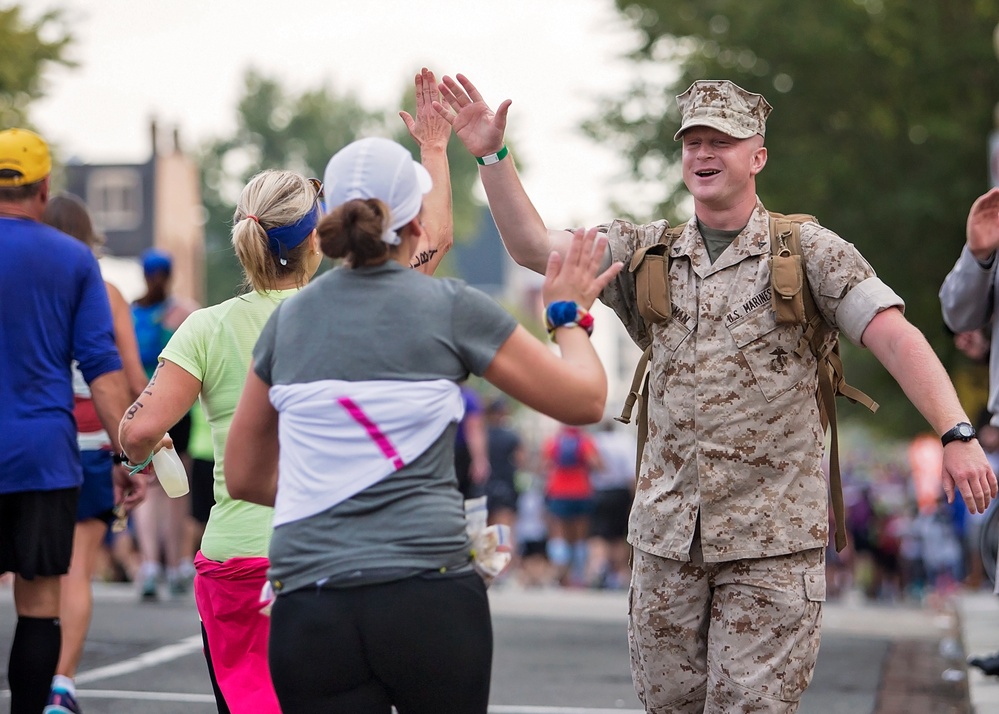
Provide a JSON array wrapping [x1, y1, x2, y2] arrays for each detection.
[[587, 0, 999, 435], [200, 69, 483, 304], [199, 70, 384, 303], [0, 5, 73, 127]]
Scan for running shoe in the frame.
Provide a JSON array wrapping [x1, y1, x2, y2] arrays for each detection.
[[43, 687, 82, 713], [167, 574, 190, 597], [140, 573, 158, 601], [969, 652, 999, 676]]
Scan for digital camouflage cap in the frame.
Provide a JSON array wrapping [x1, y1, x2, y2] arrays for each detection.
[[673, 80, 772, 141]]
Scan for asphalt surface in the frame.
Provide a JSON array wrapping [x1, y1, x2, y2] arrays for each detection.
[[0, 581, 984, 713]]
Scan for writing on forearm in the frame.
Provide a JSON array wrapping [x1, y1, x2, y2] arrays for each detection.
[[124, 400, 143, 420], [410, 248, 438, 269], [142, 362, 162, 396]]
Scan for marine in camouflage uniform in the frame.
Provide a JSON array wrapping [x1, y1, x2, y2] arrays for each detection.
[[599, 200, 902, 710], [436, 72, 997, 714], [599, 83, 904, 711], [601, 204, 901, 563]]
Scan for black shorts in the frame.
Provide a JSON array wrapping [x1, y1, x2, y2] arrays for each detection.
[[589, 488, 633, 540], [269, 571, 492, 713], [0, 487, 79, 579], [485, 480, 518, 515], [190, 458, 215, 525]]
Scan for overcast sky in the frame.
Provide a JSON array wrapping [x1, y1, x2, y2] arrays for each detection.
[[19, 0, 661, 227]]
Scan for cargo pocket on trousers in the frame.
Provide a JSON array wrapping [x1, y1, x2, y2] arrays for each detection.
[[780, 569, 826, 702]]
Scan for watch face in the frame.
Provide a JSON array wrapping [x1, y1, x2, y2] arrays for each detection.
[[943, 422, 977, 446]]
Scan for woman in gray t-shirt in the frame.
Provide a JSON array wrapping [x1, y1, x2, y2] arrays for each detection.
[[226, 137, 622, 714]]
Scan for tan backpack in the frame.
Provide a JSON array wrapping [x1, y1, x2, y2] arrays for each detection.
[[616, 212, 878, 552]]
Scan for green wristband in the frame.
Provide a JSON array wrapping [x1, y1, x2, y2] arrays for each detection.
[[127, 452, 154, 477], [475, 145, 509, 166]]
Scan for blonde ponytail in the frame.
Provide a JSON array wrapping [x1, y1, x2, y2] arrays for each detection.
[[231, 170, 318, 292]]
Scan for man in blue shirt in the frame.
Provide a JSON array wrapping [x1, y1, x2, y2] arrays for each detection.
[[0, 128, 145, 714]]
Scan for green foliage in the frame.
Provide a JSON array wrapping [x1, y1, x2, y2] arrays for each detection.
[[200, 69, 483, 304], [199, 70, 384, 303], [0, 5, 73, 127], [589, 0, 999, 436]]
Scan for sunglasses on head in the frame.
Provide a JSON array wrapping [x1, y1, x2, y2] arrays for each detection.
[[308, 177, 324, 201]]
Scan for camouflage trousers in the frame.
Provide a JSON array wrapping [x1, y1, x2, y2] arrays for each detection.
[[628, 543, 825, 713]]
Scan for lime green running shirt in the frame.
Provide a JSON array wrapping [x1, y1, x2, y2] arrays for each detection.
[[160, 289, 299, 561], [186, 400, 214, 462]]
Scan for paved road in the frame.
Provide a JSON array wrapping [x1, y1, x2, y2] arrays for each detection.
[[0, 583, 973, 713]]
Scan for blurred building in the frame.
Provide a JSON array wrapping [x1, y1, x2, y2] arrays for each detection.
[[62, 120, 205, 304]]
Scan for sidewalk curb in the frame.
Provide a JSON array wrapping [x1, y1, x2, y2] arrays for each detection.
[[957, 591, 999, 713]]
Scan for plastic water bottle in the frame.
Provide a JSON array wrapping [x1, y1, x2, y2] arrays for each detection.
[[151, 441, 189, 498]]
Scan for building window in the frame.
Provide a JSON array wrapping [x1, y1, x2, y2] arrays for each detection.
[[87, 169, 143, 232]]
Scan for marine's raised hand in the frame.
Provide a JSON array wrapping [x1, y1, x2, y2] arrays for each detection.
[[434, 74, 511, 159]]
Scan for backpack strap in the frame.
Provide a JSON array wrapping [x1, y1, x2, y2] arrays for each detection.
[[771, 213, 878, 552], [615, 345, 652, 475], [618, 223, 685, 474]]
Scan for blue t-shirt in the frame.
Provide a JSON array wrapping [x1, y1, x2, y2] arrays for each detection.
[[0, 217, 121, 493], [132, 298, 173, 377]]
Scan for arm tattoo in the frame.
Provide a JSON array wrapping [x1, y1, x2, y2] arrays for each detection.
[[124, 401, 143, 420]]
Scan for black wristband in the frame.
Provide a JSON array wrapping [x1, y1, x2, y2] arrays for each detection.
[[113, 452, 138, 467]]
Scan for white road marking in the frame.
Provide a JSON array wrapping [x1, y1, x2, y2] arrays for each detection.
[[77, 689, 216, 703], [5, 685, 648, 714], [74, 634, 203, 684], [69, 693, 645, 714]]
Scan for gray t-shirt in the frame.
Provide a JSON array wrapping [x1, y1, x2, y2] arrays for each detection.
[[253, 261, 518, 594]]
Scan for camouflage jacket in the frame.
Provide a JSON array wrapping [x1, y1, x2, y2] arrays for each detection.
[[599, 199, 903, 562]]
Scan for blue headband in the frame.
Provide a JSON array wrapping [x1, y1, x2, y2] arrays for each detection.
[[265, 205, 320, 265]]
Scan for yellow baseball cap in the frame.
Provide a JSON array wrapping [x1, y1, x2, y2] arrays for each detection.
[[0, 128, 52, 186]]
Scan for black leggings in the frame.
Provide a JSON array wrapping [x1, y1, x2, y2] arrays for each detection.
[[268, 571, 492, 714], [201, 622, 231, 714]]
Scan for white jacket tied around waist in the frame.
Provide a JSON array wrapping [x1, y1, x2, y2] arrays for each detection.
[[268, 379, 464, 527]]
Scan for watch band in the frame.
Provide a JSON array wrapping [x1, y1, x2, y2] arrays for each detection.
[[941, 421, 976, 447]]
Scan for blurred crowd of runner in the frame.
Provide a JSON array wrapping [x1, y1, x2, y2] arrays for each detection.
[[55, 377, 999, 605]]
